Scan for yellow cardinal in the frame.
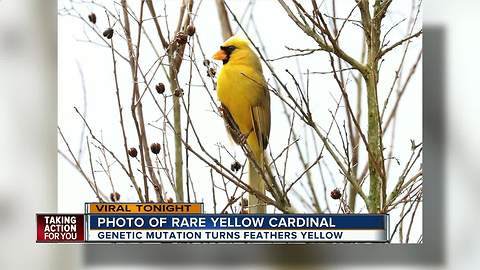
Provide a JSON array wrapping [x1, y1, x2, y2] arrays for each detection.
[[213, 36, 270, 213]]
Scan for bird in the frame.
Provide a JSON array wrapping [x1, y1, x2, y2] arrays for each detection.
[[213, 36, 271, 213]]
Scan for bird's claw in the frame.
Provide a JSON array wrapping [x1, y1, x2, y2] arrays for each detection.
[[218, 106, 225, 116]]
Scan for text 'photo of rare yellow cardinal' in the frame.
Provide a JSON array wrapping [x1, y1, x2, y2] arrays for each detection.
[[213, 36, 271, 213]]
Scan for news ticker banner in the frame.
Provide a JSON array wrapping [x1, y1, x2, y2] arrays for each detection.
[[37, 203, 389, 243], [86, 202, 203, 214]]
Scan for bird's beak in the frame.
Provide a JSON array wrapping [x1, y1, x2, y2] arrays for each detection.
[[213, 49, 227, 61]]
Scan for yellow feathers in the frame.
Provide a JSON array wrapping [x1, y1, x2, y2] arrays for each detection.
[[213, 36, 271, 213], [213, 36, 270, 157]]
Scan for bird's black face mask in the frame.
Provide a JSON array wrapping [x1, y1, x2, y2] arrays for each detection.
[[220, 45, 236, 64]]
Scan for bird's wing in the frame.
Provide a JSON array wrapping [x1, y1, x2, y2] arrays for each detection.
[[220, 103, 244, 145], [250, 85, 271, 151]]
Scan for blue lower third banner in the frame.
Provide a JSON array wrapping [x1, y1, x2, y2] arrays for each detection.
[[85, 214, 389, 242]]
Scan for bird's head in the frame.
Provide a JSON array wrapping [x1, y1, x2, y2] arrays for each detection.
[[213, 36, 259, 67]]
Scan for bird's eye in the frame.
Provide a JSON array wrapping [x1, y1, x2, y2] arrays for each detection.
[[221, 45, 236, 54]]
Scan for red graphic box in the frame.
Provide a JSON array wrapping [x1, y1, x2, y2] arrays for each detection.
[[36, 214, 84, 243]]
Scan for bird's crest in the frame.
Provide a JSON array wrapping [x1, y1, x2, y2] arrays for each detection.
[[221, 36, 250, 49]]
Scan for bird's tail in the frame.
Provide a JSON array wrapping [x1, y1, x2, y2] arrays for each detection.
[[248, 136, 266, 213]]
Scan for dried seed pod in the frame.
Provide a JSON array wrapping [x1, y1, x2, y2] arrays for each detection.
[[330, 188, 341, 200], [103, 28, 114, 39], [175, 32, 188, 45], [150, 143, 161, 154], [186, 24, 196, 36], [207, 67, 216, 77], [155, 83, 165, 94], [239, 198, 248, 208], [88, 13, 97, 24], [203, 59, 210, 66], [128, 147, 137, 158], [110, 192, 120, 202], [230, 161, 242, 172], [173, 88, 184, 97]]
